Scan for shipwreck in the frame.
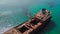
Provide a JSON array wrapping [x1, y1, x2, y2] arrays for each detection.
[[3, 8, 51, 34]]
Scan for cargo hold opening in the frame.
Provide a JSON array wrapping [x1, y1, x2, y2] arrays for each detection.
[[18, 26, 29, 33], [30, 18, 40, 25]]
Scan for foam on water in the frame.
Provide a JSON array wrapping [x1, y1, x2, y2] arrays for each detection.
[[0, 26, 13, 34]]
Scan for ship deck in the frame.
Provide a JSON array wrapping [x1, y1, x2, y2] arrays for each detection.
[[3, 10, 51, 34]]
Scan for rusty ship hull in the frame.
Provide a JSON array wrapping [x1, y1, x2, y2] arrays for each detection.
[[3, 9, 51, 34]]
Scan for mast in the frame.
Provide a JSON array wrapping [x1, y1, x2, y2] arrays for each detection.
[[22, 7, 31, 19], [25, 8, 31, 19]]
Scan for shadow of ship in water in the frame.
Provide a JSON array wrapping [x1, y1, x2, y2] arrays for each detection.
[[29, 20, 56, 34], [40, 20, 56, 34]]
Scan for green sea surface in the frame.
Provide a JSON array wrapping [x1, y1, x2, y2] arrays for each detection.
[[0, 0, 60, 34], [29, 0, 60, 34]]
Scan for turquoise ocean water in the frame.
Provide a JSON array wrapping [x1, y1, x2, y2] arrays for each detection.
[[0, 0, 60, 34]]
